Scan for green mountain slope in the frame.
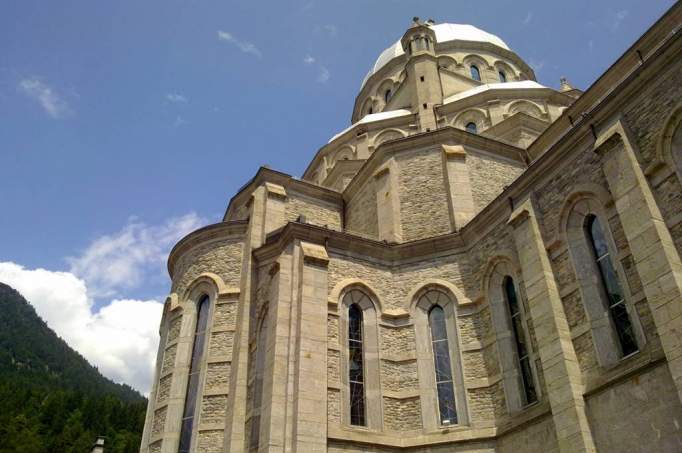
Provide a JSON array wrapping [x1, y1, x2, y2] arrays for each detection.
[[0, 282, 147, 453]]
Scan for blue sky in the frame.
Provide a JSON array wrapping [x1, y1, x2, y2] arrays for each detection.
[[0, 0, 675, 392]]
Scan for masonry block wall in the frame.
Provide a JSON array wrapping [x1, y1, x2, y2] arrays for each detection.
[[140, 5, 682, 452]]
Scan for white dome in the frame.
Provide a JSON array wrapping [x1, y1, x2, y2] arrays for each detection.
[[361, 23, 511, 88]]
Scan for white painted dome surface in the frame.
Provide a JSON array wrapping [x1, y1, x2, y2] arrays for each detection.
[[362, 23, 511, 88]]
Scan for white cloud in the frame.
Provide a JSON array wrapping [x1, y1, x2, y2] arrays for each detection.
[[67, 213, 203, 298], [610, 10, 629, 31], [522, 12, 533, 26], [0, 212, 205, 393], [317, 66, 330, 83], [0, 262, 162, 394], [19, 77, 71, 119], [217, 30, 262, 58], [166, 93, 187, 103], [303, 55, 316, 65]]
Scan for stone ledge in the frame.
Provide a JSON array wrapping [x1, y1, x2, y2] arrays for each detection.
[[300, 241, 330, 266], [327, 423, 497, 448]]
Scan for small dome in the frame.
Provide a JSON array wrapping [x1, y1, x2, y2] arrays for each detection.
[[361, 23, 511, 88]]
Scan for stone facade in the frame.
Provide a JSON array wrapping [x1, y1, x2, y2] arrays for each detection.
[[140, 7, 682, 452]]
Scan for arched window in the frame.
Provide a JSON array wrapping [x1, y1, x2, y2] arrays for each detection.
[[368, 106, 373, 115], [585, 215, 638, 356], [465, 122, 477, 134], [428, 305, 457, 425], [178, 295, 210, 453], [503, 277, 537, 405], [470, 65, 481, 81], [384, 89, 392, 103], [348, 303, 365, 426], [498, 70, 507, 83], [414, 289, 467, 430]]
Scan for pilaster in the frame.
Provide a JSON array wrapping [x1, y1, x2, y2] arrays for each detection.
[[224, 186, 268, 452], [442, 145, 476, 230], [508, 197, 596, 453], [374, 162, 403, 242], [595, 119, 682, 403], [291, 241, 329, 452]]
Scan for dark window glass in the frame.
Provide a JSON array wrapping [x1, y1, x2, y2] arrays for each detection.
[[466, 122, 477, 134], [586, 215, 638, 356], [348, 303, 366, 426], [503, 277, 537, 406], [178, 295, 210, 453], [470, 65, 481, 81], [384, 89, 392, 103], [499, 71, 507, 83], [428, 305, 457, 425]]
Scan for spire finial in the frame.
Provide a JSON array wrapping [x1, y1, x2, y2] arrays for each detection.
[[559, 76, 575, 92]]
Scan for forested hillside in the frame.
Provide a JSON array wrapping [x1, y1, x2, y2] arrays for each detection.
[[0, 282, 147, 452]]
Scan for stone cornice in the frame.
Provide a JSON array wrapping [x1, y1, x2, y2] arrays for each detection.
[[167, 220, 248, 277], [527, 3, 681, 161], [342, 126, 528, 202], [253, 222, 466, 265], [481, 112, 550, 137], [301, 112, 418, 181], [223, 166, 343, 221], [436, 86, 573, 116], [321, 159, 365, 189]]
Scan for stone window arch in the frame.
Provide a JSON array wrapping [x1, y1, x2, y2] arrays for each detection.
[[454, 108, 490, 133], [486, 259, 540, 413], [178, 293, 212, 453], [465, 122, 477, 134], [413, 287, 468, 431], [339, 288, 382, 430], [657, 105, 682, 181], [506, 100, 545, 119], [564, 195, 645, 367]]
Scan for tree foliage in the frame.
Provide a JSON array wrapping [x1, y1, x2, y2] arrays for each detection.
[[0, 283, 147, 452]]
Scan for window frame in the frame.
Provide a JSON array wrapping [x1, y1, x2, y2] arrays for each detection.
[[584, 214, 639, 357], [470, 65, 481, 81], [339, 288, 382, 430], [178, 294, 212, 453], [564, 196, 645, 368], [413, 288, 468, 431], [486, 261, 541, 413], [465, 122, 478, 134]]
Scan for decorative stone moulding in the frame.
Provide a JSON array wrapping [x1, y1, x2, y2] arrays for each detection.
[[265, 182, 287, 199], [300, 241, 330, 266], [165, 293, 181, 312]]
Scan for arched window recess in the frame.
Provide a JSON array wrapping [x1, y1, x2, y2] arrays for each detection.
[[585, 215, 638, 357], [178, 295, 210, 453], [470, 65, 481, 81]]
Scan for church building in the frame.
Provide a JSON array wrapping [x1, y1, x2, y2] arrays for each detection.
[[141, 4, 682, 452]]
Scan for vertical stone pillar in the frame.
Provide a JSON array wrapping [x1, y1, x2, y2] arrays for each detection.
[[262, 183, 287, 237], [374, 163, 403, 243], [291, 241, 329, 452], [508, 197, 596, 453], [595, 120, 682, 402], [442, 145, 476, 230], [224, 187, 267, 452], [259, 250, 294, 452]]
